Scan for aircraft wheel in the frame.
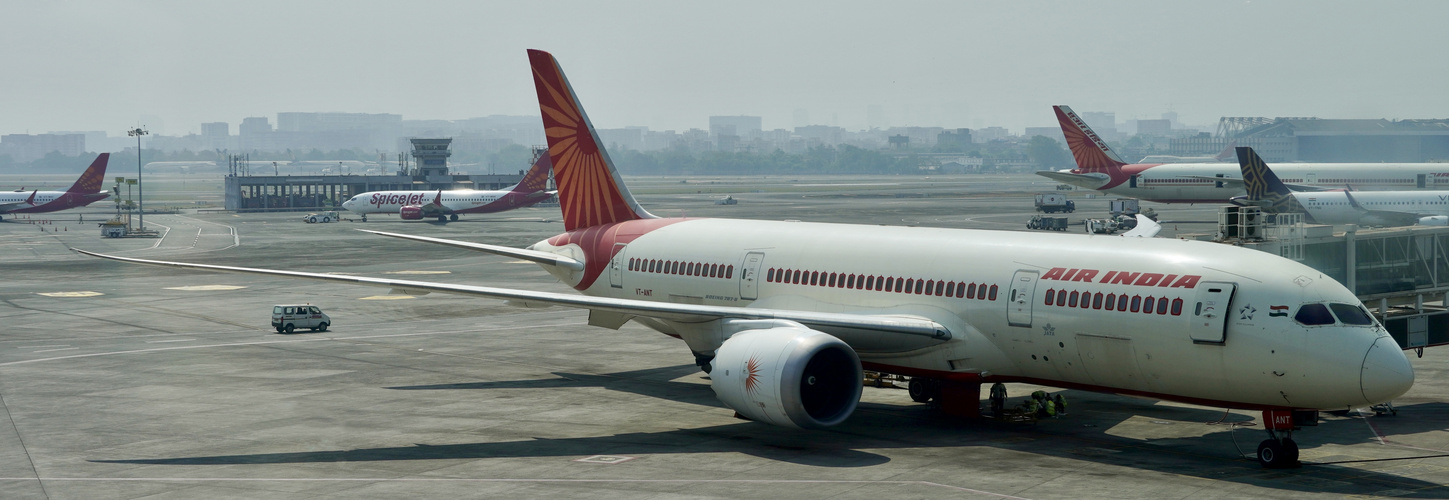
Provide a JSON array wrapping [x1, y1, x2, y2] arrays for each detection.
[[361, 215, 367, 222], [284, 323, 295, 334], [449, 214, 459, 221], [317, 322, 328, 332], [908, 378, 932, 403], [437, 216, 447, 222], [1281, 438, 1301, 467], [1257, 439, 1287, 469]]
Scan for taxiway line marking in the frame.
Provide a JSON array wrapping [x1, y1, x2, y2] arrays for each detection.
[[0, 477, 1030, 497], [15, 345, 68, 349], [30, 347, 79, 353], [145, 339, 196, 343], [0, 321, 586, 368]]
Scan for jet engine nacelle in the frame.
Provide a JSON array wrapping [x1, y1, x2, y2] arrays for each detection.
[[1419, 216, 1449, 226], [399, 205, 424, 220], [709, 326, 862, 429]]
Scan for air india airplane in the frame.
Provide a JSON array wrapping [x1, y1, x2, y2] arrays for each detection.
[[0, 153, 111, 220], [1037, 105, 1449, 203], [339, 154, 554, 222], [79, 51, 1414, 469], [1236, 147, 1449, 227]]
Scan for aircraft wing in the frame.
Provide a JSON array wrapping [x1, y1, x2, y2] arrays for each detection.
[[74, 249, 951, 352], [1182, 176, 1334, 192], [357, 229, 583, 270], [0, 201, 30, 212], [1341, 191, 1425, 227], [1120, 214, 1161, 238], [1034, 170, 1104, 186]]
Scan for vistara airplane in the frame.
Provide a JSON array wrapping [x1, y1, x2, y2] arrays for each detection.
[[1235, 146, 1449, 227], [0, 153, 111, 220], [78, 50, 1414, 469]]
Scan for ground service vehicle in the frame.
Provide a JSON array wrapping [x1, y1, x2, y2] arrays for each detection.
[[1027, 215, 1069, 231], [271, 305, 330, 333], [304, 211, 340, 223], [1034, 193, 1075, 213]]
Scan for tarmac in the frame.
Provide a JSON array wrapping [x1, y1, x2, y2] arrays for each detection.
[[2, 174, 1448, 499]]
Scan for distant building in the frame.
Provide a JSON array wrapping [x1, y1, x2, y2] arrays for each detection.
[[1136, 119, 1172, 136], [1023, 127, 1064, 144], [709, 116, 762, 139], [973, 127, 1010, 143], [936, 128, 973, 149], [410, 138, 452, 177], [596, 128, 644, 151], [0, 133, 85, 162], [1079, 111, 1119, 140]]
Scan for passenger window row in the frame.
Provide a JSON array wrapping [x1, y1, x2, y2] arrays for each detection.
[[1043, 288, 1183, 316], [628, 258, 735, 279], [764, 267, 998, 300]]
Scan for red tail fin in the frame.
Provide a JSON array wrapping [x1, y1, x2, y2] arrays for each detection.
[[66, 153, 110, 194], [1053, 106, 1127, 172], [509, 153, 553, 195], [528, 49, 653, 232]]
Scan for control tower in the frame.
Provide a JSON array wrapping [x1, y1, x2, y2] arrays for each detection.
[[410, 138, 452, 177]]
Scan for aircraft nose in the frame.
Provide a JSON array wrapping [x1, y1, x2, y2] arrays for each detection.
[[1361, 336, 1414, 405]]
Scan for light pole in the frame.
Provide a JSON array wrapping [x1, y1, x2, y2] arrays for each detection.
[[127, 128, 148, 230]]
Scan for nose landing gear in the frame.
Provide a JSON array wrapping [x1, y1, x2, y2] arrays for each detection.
[[1257, 429, 1300, 469]]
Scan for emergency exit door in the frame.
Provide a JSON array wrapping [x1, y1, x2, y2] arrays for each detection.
[[1188, 281, 1236, 344], [1007, 270, 1040, 327], [739, 252, 765, 300], [609, 243, 627, 288]]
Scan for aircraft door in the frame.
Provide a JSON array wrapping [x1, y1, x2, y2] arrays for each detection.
[[739, 252, 765, 300], [609, 243, 627, 289], [1129, 175, 1139, 188], [1188, 281, 1236, 344], [1007, 270, 1040, 327], [1418, 174, 1428, 189]]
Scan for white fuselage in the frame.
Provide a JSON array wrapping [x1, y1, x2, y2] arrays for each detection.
[[1050, 163, 1449, 204], [533, 218, 1411, 411], [1297, 191, 1449, 226], [342, 190, 510, 215], [0, 189, 109, 214]]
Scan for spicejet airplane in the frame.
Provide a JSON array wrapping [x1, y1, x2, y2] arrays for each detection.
[[1236, 147, 1449, 227], [1037, 105, 1449, 203], [78, 51, 1414, 469], [0, 153, 111, 221], [339, 154, 554, 222]]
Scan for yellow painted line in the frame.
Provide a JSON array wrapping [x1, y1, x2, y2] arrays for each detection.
[[359, 295, 416, 300], [164, 285, 247, 291], [37, 291, 103, 298]]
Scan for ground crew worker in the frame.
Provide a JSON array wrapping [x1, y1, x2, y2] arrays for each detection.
[[1024, 396, 1039, 417], [1031, 390, 1050, 417], [1054, 394, 1067, 416], [989, 383, 1007, 416], [1042, 397, 1056, 417]]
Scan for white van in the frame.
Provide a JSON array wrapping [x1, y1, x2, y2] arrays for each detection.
[[272, 304, 331, 333]]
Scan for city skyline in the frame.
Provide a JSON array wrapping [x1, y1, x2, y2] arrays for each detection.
[[3, 1, 1446, 138]]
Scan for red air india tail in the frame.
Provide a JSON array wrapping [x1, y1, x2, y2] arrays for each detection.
[[1052, 106, 1127, 172], [66, 153, 110, 194], [509, 153, 553, 195], [528, 49, 654, 232]]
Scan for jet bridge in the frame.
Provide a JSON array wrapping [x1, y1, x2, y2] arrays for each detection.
[[1211, 207, 1449, 353]]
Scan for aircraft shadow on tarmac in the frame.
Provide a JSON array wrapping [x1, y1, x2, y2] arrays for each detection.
[[92, 366, 1449, 497]]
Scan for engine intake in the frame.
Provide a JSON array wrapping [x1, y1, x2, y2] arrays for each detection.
[[710, 326, 862, 429], [399, 205, 424, 220]]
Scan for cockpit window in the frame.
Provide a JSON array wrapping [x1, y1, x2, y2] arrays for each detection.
[[1294, 303, 1335, 326], [1329, 303, 1374, 326]]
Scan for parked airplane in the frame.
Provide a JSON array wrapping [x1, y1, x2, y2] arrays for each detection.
[[340, 154, 554, 222], [1235, 147, 1449, 227], [79, 51, 1414, 469], [1037, 105, 1449, 203], [0, 153, 111, 221]]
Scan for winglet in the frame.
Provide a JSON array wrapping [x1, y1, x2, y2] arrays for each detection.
[[1053, 105, 1127, 171], [433, 190, 443, 207], [1236, 147, 1305, 214], [24, 190, 36, 205], [528, 49, 655, 231], [66, 153, 110, 194]]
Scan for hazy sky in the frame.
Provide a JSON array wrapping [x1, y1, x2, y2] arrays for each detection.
[[3, 0, 1445, 138]]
